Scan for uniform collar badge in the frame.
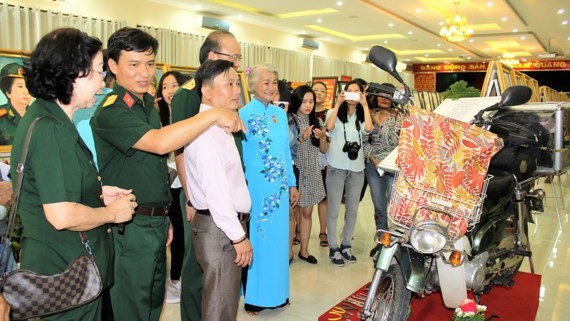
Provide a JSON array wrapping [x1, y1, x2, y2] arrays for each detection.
[[123, 92, 135, 108]]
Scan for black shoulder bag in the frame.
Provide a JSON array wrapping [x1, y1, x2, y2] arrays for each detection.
[[0, 116, 103, 320]]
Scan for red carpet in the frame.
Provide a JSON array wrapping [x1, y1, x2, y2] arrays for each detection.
[[319, 272, 541, 321]]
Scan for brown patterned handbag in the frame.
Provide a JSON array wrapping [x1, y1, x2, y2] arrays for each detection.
[[0, 116, 103, 320]]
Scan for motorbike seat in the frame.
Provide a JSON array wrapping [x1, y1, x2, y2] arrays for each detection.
[[482, 168, 516, 215]]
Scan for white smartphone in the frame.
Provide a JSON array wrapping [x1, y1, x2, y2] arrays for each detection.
[[344, 92, 360, 101]]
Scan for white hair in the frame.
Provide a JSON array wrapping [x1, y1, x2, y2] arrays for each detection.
[[248, 63, 279, 93]]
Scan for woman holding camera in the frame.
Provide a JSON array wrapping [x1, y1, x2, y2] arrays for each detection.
[[325, 81, 372, 266]]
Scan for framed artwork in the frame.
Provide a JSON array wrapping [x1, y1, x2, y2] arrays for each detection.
[[528, 78, 540, 102], [481, 61, 501, 97], [0, 49, 31, 157], [510, 69, 525, 86], [496, 62, 512, 93], [311, 77, 338, 110]]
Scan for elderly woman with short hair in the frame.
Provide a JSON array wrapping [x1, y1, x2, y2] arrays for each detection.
[[9, 28, 137, 320], [239, 64, 299, 315]]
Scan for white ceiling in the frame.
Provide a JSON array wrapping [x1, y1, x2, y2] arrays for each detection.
[[161, 0, 570, 64]]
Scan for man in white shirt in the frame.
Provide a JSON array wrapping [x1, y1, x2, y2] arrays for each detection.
[[183, 59, 252, 321]]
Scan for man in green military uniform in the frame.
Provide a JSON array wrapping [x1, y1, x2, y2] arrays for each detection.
[[171, 29, 244, 321], [91, 27, 245, 321], [0, 63, 31, 145]]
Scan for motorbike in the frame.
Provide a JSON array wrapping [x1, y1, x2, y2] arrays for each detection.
[[360, 46, 545, 321]]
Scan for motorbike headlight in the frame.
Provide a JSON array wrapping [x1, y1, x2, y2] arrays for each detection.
[[409, 220, 447, 254]]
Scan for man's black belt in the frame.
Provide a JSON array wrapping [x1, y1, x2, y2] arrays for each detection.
[[135, 205, 170, 216], [193, 206, 250, 222]]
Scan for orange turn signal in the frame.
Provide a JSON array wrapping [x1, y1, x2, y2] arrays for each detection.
[[379, 233, 392, 246], [449, 251, 462, 266]]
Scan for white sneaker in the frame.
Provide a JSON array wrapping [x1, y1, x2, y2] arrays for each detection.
[[164, 279, 181, 304]]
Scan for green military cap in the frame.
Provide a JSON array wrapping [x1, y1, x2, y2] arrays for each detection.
[[0, 63, 24, 79]]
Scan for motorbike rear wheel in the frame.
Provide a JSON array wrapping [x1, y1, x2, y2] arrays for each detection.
[[367, 263, 411, 321]]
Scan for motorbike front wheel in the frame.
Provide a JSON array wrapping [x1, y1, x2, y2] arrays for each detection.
[[367, 263, 411, 321]]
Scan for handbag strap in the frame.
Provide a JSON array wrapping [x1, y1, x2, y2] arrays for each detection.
[[5, 116, 92, 254], [6, 116, 48, 241]]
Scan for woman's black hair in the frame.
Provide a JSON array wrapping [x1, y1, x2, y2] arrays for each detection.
[[277, 79, 291, 103], [156, 70, 187, 126], [23, 28, 102, 104], [311, 81, 327, 91], [337, 80, 365, 126], [107, 27, 158, 67], [0, 77, 15, 96], [369, 82, 396, 109], [289, 85, 321, 147]]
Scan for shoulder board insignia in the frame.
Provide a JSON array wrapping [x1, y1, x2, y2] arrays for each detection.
[[102, 95, 118, 107], [8, 109, 14, 117], [182, 79, 195, 91], [0, 109, 6, 117], [123, 92, 135, 108]]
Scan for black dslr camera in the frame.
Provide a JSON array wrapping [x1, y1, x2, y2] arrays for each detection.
[[342, 141, 361, 160]]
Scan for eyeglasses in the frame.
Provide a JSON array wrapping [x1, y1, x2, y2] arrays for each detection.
[[94, 70, 107, 79], [213, 51, 243, 62]]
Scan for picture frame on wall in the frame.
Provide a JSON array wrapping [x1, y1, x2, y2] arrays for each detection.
[[311, 77, 338, 110], [0, 48, 31, 158]]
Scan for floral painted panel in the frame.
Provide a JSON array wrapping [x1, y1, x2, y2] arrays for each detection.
[[389, 107, 503, 240]]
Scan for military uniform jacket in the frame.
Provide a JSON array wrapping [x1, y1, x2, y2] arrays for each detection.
[[10, 99, 113, 287], [91, 84, 171, 208], [0, 101, 23, 145]]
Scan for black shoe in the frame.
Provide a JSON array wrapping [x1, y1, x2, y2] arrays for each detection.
[[369, 244, 381, 258], [298, 253, 318, 264]]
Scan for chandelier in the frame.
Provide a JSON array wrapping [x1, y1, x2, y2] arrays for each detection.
[[439, 2, 474, 42], [500, 53, 520, 67]]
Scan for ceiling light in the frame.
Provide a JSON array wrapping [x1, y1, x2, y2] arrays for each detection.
[[437, 43, 442, 47], [501, 53, 520, 67], [448, 48, 453, 52], [416, 8, 422, 13], [384, 40, 389, 44], [513, 28, 518, 32], [521, 36, 526, 40], [336, 1, 343, 6], [425, 54, 429, 57], [502, 17, 508, 21], [469, 39, 474, 43], [487, 2, 493, 6], [466, 56, 471, 60], [558, 9, 565, 14], [563, 20, 569, 25], [440, 2, 474, 42], [388, 23, 394, 27], [317, 18, 322, 23], [408, 31, 413, 35]]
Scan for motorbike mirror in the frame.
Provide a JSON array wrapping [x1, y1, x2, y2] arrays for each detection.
[[499, 86, 532, 107], [368, 46, 405, 85]]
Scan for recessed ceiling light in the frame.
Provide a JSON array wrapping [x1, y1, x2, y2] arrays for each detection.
[[497, 55, 501, 59], [195, 5, 202, 10], [384, 40, 389, 44], [513, 28, 518, 32], [301, 30, 306, 35], [487, 2, 493, 6], [388, 23, 394, 27], [425, 54, 429, 57], [563, 20, 569, 25], [364, 47, 369, 50], [407, 31, 413, 35], [568, 37, 570, 41], [485, 48, 490, 51], [416, 8, 422, 13], [237, 14, 244, 19], [336, 1, 343, 6], [325, 37, 331, 41], [467, 57, 471, 60], [405, 59, 410, 62], [448, 48, 453, 52], [558, 9, 565, 14], [521, 36, 526, 40], [437, 43, 441, 47], [439, 21, 444, 26], [469, 39, 474, 43], [502, 17, 508, 21], [531, 46, 535, 50], [317, 18, 322, 23]]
